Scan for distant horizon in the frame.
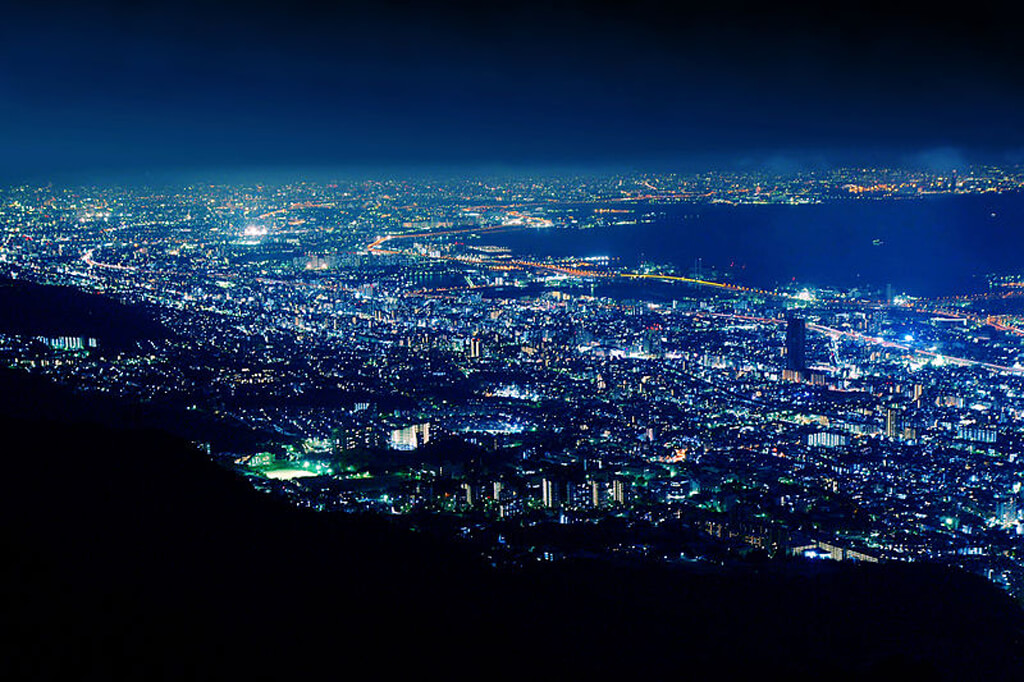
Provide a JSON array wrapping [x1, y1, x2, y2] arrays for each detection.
[[6, 148, 1024, 187]]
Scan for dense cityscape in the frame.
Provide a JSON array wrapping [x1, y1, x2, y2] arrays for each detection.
[[3, 165, 1024, 605]]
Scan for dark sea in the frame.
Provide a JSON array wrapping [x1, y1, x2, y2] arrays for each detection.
[[481, 193, 1024, 297]]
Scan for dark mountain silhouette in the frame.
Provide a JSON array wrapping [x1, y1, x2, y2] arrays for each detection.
[[1, 355, 1022, 679], [3, 420, 1022, 678], [0, 277, 169, 349]]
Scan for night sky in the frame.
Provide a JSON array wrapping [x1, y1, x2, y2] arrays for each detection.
[[2, 1, 1023, 178]]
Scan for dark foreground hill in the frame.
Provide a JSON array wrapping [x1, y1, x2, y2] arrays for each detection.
[[3, 414, 1022, 680], [0, 277, 168, 349]]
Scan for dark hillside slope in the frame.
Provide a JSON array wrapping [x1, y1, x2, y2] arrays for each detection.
[[2, 409, 1022, 679], [0, 277, 168, 348]]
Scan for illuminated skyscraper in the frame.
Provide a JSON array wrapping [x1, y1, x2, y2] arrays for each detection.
[[541, 478, 560, 508], [612, 479, 626, 505], [885, 408, 901, 439], [786, 317, 806, 373]]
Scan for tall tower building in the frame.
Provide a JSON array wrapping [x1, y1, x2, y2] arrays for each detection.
[[541, 478, 559, 509], [786, 317, 806, 373], [612, 479, 626, 506], [885, 408, 901, 440]]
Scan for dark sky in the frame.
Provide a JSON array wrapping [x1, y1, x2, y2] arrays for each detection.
[[2, 0, 1023, 178]]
